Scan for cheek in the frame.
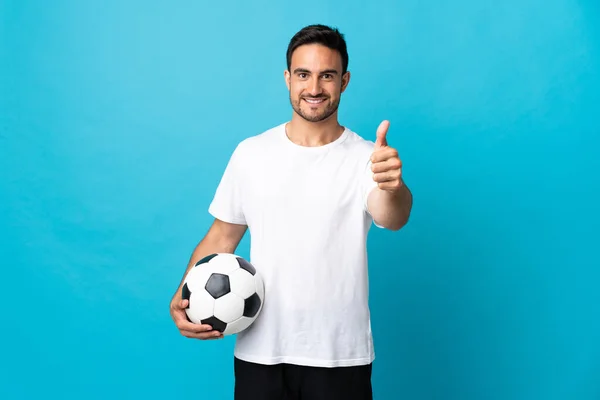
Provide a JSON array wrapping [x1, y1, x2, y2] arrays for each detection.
[[325, 84, 340, 97], [293, 89, 304, 101], [289, 83, 304, 96]]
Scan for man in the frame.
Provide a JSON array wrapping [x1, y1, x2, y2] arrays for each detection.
[[169, 24, 413, 399]]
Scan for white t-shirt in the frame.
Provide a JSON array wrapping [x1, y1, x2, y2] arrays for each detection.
[[208, 122, 382, 368]]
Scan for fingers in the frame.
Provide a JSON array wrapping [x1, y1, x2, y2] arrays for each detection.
[[171, 299, 216, 334], [176, 311, 224, 339], [180, 329, 224, 340], [373, 169, 402, 183], [371, 157, 402, 173], [377, 179, 403, 191], [173, 310, 213, 332], [171, 298, 189, 313], [371, 151, 402, 188], [177, 319, 214, 333], [171, 293, 224, 340], [371, 147, 398, 164], [175, 313, 224, 339]]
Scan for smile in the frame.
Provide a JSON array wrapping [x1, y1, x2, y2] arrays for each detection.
[[303, 98, 326, 105]]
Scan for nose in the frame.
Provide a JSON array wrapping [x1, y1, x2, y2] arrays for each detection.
[[307, 76, 323, 97]]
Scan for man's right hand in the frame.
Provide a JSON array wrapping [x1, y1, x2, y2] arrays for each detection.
[[170, 294, 224, 340]]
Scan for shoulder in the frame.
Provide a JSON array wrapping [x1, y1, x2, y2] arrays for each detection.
[[231, 123, 286, 159], [342, 127, 376, 161]]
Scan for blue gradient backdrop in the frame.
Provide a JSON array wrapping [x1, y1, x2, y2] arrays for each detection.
[[1, 1, 599, 399]]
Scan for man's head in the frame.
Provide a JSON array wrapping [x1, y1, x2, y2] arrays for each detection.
[[285, 24, 350, 123]]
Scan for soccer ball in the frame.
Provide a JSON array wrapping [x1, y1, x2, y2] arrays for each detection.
[[181, 253, 265, 335]]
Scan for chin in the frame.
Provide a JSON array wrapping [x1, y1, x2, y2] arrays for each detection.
[[301, 112, 330, 123]]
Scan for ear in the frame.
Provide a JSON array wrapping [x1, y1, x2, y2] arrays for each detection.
[[341, 71, 351, 93], [284, 69, 291, 91]]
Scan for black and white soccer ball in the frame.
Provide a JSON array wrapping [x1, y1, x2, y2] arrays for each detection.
[[181, 253, 265, 335]]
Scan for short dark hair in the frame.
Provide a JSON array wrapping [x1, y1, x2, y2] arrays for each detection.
[[286, 24, 349, 74]]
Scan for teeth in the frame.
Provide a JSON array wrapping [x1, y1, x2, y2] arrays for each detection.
[[305, 98, 324, 103]]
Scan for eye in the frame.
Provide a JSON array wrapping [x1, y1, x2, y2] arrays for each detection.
[[298, 73, 308, 79]]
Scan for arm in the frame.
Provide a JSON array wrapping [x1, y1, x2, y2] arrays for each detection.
[[367, 181, 413, 231], [169, 218, 247, 339]]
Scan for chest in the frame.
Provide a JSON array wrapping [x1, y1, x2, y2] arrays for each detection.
[[240, 152, 363, 226]]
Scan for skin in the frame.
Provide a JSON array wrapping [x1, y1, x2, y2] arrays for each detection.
[[170, 43, 413, 340], [283, 43, 349, 146]]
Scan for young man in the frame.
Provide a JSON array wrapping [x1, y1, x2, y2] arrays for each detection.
[[169, 24, 413, 399]]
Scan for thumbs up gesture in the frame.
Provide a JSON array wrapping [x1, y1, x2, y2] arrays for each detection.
[[371, 120, 403, 193]]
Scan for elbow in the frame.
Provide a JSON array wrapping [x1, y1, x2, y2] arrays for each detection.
[[388, 215, 410, 231], [368, 185, 413, 231], [386, 202, 413, 231], [375, 212, 410, 231], [390, 189, 413, 231]]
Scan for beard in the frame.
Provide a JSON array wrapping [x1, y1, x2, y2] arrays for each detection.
[[289, 94, 340, 123]]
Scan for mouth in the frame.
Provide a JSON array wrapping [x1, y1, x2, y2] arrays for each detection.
[[303, 97, 327, 105]]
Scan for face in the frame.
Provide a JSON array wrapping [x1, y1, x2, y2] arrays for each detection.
[[285, 44, 350, 123]]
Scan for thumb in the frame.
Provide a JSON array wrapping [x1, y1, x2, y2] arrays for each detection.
[[374, 120, 390, 149]]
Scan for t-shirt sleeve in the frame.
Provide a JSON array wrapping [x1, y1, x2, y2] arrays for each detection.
[[362, 159, 377, 213], [361, 158, 385, 229], [208, 144, 247, 225]]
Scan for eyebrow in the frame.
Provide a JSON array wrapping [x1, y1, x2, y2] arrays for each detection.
[[293, 68, 339, 75]]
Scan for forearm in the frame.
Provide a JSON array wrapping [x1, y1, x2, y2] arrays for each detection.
[[367, 181, 413, 231]]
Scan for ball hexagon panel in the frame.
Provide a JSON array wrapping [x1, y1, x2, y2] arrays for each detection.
[[192, 253, 239, 283], [228, 268, 257, 299], [205, 253, 243, 274], [214, 292, 245, 323], [223, 317, 254, 335], [183, 266, 208, 293], [185, 289, 215, 324], [255, 273, 265, 300]]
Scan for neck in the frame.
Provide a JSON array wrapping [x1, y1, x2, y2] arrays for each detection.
[[285, 113, 344, 147]]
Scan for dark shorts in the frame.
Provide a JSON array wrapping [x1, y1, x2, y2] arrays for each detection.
[[233, 357, 373, 400]]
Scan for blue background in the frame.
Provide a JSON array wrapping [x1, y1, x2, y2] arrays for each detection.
[[1, 0, 599, 399]]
